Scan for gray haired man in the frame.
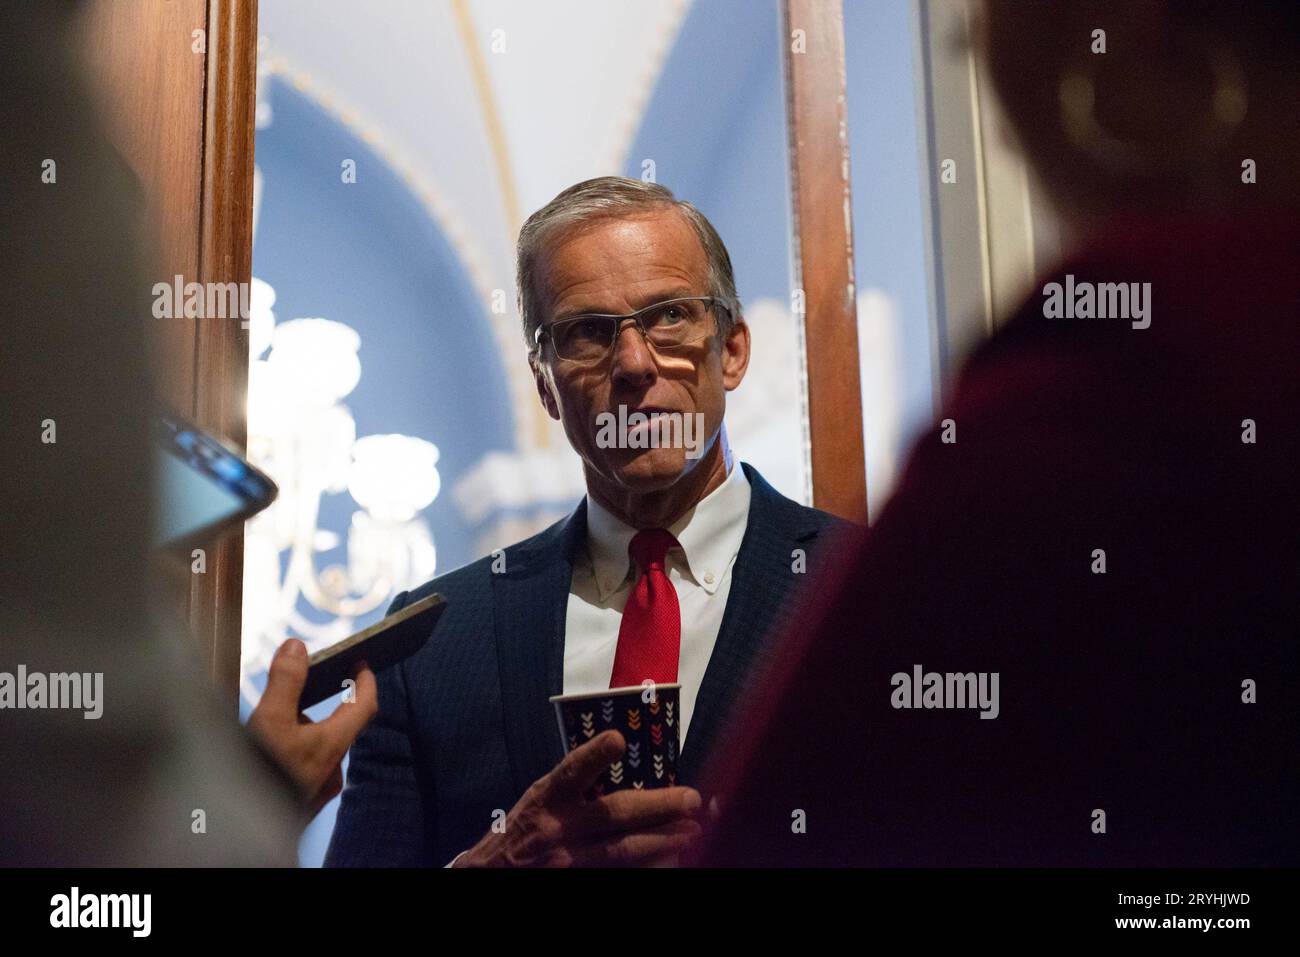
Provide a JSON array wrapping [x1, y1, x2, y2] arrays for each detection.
[[327, 177, 852, 867]]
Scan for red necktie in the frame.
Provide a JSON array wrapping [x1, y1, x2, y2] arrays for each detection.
[[609, 528, 681, 688]]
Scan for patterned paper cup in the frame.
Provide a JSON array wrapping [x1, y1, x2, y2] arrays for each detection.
[[550, 684, 682, 796]]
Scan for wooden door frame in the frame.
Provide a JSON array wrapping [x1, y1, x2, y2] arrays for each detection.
[[781, 0, 868, 524], [81, 0, 258, 706], [190, 0, 259, 704]]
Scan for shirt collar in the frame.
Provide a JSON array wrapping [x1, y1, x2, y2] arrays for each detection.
[[584, 463, 752, 602]]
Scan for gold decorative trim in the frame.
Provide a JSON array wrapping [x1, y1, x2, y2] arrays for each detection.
[[450, 0, 523, 238]]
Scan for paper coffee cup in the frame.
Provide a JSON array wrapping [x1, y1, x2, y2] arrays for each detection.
[[550, 683, 682, 795]]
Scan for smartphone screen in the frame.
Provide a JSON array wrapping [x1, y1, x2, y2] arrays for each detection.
[[154, 414, 277, 549]]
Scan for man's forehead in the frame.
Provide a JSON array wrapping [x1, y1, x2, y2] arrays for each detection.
[[538, 210, 708, 315]]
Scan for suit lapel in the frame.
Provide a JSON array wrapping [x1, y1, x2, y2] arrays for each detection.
[[493, 502, 587, 796], [679, 464, 824, 784]]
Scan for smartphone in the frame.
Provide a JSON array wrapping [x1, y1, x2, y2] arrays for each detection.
[[298, 593, 446, 710], [154, 413, 278, 550]]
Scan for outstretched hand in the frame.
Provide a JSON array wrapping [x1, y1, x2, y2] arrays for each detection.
[[248, 638, 378, 819]]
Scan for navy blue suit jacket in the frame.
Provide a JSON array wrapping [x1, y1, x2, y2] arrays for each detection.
[[325, 463, 851, 866]]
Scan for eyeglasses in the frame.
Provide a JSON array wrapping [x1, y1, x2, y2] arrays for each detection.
[[533, 296, 728, 364]]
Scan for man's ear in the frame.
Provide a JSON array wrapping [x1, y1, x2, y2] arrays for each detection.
[[720, 316, 751, 391], [530, 353, 561, 420]]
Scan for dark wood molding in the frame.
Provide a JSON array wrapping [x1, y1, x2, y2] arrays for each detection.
[[81, 0, 208, 417], [189, 0, 260, 705], [781, 0, 868, 523], [82, 0, 257, 704]]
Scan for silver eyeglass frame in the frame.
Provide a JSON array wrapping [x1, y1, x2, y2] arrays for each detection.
[[531, 295, 731, 363]]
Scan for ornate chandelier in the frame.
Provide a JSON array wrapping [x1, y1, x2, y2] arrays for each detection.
[[240, 278, 439, 702]]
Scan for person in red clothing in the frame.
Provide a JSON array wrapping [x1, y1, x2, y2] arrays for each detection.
[[699, 0, 1300, 866]]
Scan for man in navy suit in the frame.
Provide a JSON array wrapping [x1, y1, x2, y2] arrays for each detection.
[[326, 177, 851, 867]]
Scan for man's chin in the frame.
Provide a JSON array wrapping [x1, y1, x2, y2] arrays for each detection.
[[601, 448, 692, 492]]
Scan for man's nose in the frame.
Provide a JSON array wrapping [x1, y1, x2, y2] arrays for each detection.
[[610, 321, 657, 385]]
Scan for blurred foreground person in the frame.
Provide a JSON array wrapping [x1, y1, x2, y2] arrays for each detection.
[[0, 3, 375, 864], [702, 0, 1300, 865]]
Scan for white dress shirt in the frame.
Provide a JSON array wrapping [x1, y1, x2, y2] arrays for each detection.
[[563, 462, 752, 748]]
